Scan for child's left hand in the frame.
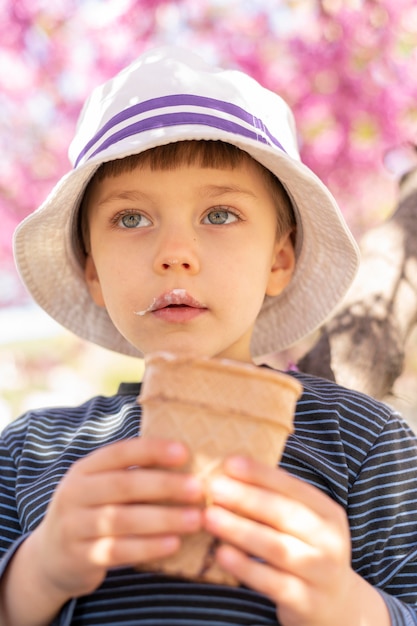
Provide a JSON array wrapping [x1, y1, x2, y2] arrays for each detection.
[[204, 456, 389, 626]]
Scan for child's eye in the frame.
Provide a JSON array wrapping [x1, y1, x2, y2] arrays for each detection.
[[203, 208, 239, 225], [114, 211, 151, 229]]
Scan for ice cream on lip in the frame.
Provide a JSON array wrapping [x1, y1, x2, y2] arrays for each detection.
[[134, 289, 207, 316]]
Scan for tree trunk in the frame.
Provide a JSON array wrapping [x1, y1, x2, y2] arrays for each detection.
[[298, 168, 417, 401]]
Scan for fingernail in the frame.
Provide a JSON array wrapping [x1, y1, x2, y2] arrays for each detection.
[[161, 536, 179, 551], [184, 476, 202, 497], [167, 441, 186, 458], [225, 456, 248, 474], [208, 476, 233, 497], [183, 508, 201, 529]]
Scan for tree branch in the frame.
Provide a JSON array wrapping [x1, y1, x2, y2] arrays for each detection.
[[299, 168, 417, 400]]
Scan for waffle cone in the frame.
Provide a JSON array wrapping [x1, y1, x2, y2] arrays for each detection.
[[137, 352, 302, 585]]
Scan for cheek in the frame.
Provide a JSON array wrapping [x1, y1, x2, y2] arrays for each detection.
[[99, 267, 132, 304], [216, 249, 269, 306], [93, 241, 133, 281], [89, 253, 131, 306], [229, 242, 275, 282]]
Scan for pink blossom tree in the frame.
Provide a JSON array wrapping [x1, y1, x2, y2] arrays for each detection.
[[1, 0, 417, 399]]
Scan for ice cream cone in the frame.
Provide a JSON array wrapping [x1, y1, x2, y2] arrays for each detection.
[[137, 352, 302, 585]]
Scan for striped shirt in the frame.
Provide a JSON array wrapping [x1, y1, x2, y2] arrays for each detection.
[[1, 370, 417, 625]]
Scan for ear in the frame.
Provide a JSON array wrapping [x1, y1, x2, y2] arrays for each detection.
[[84, 254, 106, 308], [266, 231, 295, 297]]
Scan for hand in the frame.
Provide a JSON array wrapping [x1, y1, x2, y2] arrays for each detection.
[[204, 457, 389, 626], [22, 438, 204, 602]]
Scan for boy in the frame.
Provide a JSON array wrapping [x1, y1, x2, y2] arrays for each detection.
[[1, 47, 417, 626]]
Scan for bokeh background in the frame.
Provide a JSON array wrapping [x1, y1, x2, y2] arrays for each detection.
[[1, 0, 417, 431]]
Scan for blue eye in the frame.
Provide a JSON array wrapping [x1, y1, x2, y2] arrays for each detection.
[[119, 212, 150, 228], [204, 209, 238, 225]]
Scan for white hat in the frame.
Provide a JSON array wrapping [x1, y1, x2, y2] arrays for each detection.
[[13, 46, 360, 358]]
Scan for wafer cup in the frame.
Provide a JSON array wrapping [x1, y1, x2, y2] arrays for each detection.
[[137, 352, 302, 585]]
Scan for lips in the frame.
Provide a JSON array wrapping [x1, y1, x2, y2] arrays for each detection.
[[151, 289, 205, 311], [134, 289, 207, 321]]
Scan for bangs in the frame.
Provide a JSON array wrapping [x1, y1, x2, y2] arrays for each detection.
[[94, 141, 250, 178]]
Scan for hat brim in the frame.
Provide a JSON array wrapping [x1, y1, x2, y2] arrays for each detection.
[[13, 125, 359, 359]]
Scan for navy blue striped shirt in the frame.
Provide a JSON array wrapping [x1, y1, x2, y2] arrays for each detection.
[[1, 370, 417, 625]]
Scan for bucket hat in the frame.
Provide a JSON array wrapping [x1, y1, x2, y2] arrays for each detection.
[[13, 46, 360, 358]]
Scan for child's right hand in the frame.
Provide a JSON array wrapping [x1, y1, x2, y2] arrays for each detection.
[[12, 438, 204, 607]]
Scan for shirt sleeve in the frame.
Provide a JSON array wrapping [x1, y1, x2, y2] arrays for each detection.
[[0, 438, 22, 558], [0, 436, 77, 625], [378, 589, 417, 626], [348, 412, 417, 625]]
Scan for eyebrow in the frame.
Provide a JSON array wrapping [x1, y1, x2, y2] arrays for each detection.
[[96, 183, 258, 208], [96, 190, 151, 207], [199, 184, 258, 199]]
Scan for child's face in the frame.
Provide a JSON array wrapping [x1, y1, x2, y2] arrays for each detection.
[[84, 159, 295, 362]]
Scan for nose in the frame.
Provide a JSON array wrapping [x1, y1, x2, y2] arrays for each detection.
[[161, 258, 190, 270], [153, 226, 200, 275]]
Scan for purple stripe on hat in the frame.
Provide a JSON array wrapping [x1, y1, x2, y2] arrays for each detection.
[[75, 94, 285, 167], [84, 112, 282, 165]]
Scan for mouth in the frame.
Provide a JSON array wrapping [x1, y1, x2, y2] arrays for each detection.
[[134, 289, 207, 320]]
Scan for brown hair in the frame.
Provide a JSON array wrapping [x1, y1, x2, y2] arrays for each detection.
[[76, 140, 296, 258]]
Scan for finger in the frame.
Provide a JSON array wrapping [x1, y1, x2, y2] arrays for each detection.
[[214, 542, 310, 616], [214, 542, 357, 626], [223, 456, 338, 518], [207, 475, 324, 545], [204, 505, 317, 581], [78, 504, 203, 539], [85, 534, 182, 568], [79, 437, 190, 474], [75, 468, 203, 507], [211, 460, 349, 547]]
